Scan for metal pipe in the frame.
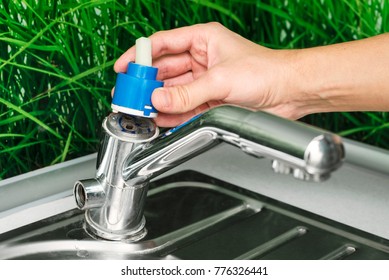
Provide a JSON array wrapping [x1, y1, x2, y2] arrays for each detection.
[[123, 106, 344, 184], [74, 179, 105, 210]]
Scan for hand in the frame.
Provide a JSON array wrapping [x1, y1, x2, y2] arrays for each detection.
[[114, 22, 296, 127], [114, 23, 389, 127]]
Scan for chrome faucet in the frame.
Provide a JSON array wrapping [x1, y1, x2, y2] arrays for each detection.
[[74, 106, 344, 242]]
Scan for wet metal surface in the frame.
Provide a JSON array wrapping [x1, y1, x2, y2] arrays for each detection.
[[0, 171, 388, 260]]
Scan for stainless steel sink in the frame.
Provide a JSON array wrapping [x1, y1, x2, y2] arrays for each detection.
[[1, 170, 388, 260]]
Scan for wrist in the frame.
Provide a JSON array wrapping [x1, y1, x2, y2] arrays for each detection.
[[262, 49, 323, 119], [284, 48, 348, 118], [288, 36, 389, 116]]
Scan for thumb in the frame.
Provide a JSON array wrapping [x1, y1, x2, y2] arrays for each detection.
[[152, 73, 225, 114]]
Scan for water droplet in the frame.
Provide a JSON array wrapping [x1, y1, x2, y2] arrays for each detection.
[[77, 249, 89, 258]]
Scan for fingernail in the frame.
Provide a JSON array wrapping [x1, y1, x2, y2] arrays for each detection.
[[153, 88, 171, 108]]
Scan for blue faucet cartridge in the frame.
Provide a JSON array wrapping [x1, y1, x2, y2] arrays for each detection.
[[112, 37, 163, 118]]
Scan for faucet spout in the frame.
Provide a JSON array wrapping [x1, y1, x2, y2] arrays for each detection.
[[74, 106, 344, 241], [123, 106, 344, 184]]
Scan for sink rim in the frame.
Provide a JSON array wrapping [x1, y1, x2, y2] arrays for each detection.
[[1, 170, 389, 260], [0, 176, 263, 259]]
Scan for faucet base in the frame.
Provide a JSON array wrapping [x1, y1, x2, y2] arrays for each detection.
[[84, 212, 147, 242]]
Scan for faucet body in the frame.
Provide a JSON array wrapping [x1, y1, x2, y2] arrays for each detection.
[[74, 114, 158, 241], [74, 106, 344, 241]]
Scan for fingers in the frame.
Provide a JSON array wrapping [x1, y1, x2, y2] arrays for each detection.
[[154, 111, 197, 127], [114, 45, 136, 73], [153, 52, 193, 80], [114, 23, 210, 73], [151, 68, 227, 114], [154, 101, 223, 127], [149, 24, 207, 57], [163, 71, 195, 87], [113, 22, 231, 127]]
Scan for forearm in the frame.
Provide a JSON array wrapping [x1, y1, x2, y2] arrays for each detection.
[[289, 33, 389, 116], [113, 24, 388, 127]]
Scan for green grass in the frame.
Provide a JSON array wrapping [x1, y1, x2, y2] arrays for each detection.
[[1, 0, 388, 179]]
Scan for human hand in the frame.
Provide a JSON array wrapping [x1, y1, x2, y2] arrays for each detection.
[[115, 23, 389, 127], [114, 22, 297, 127]]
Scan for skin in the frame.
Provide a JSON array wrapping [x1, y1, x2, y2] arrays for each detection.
[[114, 22, 389, 127]]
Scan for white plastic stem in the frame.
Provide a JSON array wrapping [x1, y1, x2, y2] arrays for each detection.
[[135, 37, 152, 66]]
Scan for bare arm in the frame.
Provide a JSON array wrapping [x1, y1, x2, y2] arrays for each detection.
[[287, 34, 389, 116], [114, 23, 389, 127]]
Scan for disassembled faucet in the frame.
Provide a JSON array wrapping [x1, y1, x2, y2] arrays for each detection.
[[73, 37, 344, 242], [74, 106, 344, 242]]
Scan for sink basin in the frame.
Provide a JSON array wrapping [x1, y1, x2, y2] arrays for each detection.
[[1, 170, 388, 260]]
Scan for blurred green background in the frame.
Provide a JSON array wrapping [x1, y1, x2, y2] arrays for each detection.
[[1, 0, 388, 179]]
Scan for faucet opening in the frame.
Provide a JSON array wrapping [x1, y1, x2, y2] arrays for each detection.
[[73, 179, 106, 211], [74, 182, 86, 209]]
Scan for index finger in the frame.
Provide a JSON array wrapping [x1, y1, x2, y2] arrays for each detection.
[[149, 24, 207, 57], [114, 24, 209, 73]]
